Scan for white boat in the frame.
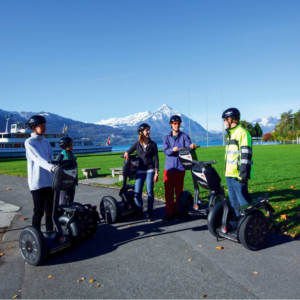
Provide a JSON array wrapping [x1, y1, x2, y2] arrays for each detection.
[[0, 117, 112, 158]]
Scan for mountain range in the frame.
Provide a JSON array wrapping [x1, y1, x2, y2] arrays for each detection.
[[97, 104, 212, 137]]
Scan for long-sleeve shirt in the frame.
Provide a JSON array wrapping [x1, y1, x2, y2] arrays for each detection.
[[127, 140, 159, 171], [25, 133, 55, 191], [163, 131, 192, 172]]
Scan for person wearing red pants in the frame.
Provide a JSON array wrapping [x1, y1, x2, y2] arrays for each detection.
[[162, 115, 197, 222]]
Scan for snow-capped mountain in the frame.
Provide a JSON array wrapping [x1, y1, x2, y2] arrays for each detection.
[[96, 104, 212, 136], [251, 116, 279, 134]]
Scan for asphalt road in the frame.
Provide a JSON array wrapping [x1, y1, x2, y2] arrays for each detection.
[[0, 174, 299, 299]]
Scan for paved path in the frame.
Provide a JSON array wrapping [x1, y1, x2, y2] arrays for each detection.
[[0, 174, 299, 299]]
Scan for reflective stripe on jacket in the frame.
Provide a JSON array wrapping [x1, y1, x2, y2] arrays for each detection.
[[225, 124, 253, 180]]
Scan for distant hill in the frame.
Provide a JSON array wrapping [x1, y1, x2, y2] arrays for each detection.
[[0, 109, 142, 145]]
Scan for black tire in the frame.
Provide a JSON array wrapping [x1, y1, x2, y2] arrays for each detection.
[[206, 193, 223, 215], [207, 202, 224, 237], [178, 191, 193, 219], [100, 196, 120, 224], [76, 210, 98, 241], [59, 215, 81, 249], [19, 226, 47, 266], [238, 211, 269, 251]]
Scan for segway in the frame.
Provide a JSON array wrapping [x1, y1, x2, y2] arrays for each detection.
[[58, 191, 100, 241], [100, 154, 139, 223], [19, 159, 82, 266], [178, 147, 222, 219]]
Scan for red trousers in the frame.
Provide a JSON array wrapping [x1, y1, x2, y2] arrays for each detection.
[[163, 169, 185, 215]]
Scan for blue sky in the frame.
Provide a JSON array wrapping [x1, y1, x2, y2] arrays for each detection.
[[1, 0, 299, 130]]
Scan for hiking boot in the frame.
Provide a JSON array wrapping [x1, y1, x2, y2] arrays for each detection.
[[174, 213, 181, 222], [133, 211, 144, 220], [147, 211, 154, 222], [162, 214, 174, 222]]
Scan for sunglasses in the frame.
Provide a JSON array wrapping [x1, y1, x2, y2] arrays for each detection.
[[172, 122, 181, 125]]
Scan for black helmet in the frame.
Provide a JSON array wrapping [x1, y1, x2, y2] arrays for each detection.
[[27, 115, 47, 129], [137, 123, 150, 134], [170, 115, 182, 124], [222, 108, 240, 120], [59, 137, 73, 149]]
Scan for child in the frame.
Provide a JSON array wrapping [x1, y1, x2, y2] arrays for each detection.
[[56, 136, 78, 205], [25, 115, 56, 232]]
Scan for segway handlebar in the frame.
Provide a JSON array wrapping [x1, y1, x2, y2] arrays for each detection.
[[178, 145, 200, 151], [48, 158, 77, 164], [193, 160, 217, 165]]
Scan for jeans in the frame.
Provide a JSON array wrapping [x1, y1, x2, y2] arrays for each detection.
[[226, 177, 252, 216], [134, 171, 155, 214]]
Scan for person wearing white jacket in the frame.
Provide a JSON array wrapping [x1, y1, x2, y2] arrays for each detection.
[[25, 115, 56, 232]]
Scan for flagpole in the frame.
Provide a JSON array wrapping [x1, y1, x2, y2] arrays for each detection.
[[188, 88, 191, 138], [206, 89, 208, 147], [221, 91, 224, 146]]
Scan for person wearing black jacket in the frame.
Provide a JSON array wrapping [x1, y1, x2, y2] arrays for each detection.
[[124, 123, 159, 221]]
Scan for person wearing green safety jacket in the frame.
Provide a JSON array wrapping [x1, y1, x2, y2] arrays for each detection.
[[222, 108, 253, 216]]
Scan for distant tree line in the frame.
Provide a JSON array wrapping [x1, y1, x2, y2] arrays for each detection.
[[240, 120, 263, 139], [262, 109, 300, 141]]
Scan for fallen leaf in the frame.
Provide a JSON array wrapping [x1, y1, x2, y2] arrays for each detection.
[[48, 275, 52, 278], [89, 279, 95, 283], [20, 218, 27, 221], [188, 259, 192, 261], [7, 246, 16, 249], [81, 277, 85, 280], [203, 295, 207, 298], [96, 283, 100, 287], [291, 200, 296, 203], [12, 295, 18, 299], [6, 188, 10, 190], [227, 247, 231, 249], [18, 290, 21, 293], [127, 225, 131, 227], [185, 250, 188, 252], [77, 280, 82, 283], [280, 214, 287, 221], [295, 260, 298, 262], [253, 271, 258, 274], [151, 237, 154, 239], [216, 246, 223, 250], [284, 231, 288, 235], [0, 253, 4, 257], [291, 186, 295, 188], [199, 245, 202, 247]]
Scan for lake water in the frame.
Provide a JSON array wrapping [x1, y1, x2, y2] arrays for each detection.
[[111, 140, 283, 152]]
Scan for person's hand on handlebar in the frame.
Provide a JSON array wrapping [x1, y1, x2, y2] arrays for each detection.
[[123, 152, 129, 161], [51, 166, 57, 172], [173, 146, 179, 152], [190, 143, 197, 149]]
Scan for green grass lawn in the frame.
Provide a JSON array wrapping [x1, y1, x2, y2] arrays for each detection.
[[1, 145, 300, 237]]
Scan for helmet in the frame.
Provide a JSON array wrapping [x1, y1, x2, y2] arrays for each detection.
[[170, 115, 182, 124], [222, 108, 240, 120], [137, 123, 150, 134], [27, 115, 47, 129], [59, 137, 73, 149]]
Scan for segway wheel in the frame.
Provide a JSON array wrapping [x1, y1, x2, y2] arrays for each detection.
[[207, 202, 224, 237], [178, 191, 193, 219], [100, 196, 119, 224], [19, 226, 47, 266], [76, 210, 98, 241], [238, 211, 269, 251], [59, 215, 81, 249]]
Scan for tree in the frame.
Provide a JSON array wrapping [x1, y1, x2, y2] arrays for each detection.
[[262, 132, 273, 141], [254, 122, 263, 138]]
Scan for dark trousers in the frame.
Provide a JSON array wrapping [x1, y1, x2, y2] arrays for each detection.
[[59, 189, 76, 205], [31, 186, 54, 231], [163, 169, 185, 215]]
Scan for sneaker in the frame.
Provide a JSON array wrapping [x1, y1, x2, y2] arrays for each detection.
[[174, 213, 181, 222], [162, 214, 174, 222]]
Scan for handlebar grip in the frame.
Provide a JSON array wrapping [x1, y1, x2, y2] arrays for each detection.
[[202, 160, 217, 165]]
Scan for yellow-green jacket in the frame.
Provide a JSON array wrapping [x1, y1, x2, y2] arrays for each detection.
[[225, 124, 253, 180]]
